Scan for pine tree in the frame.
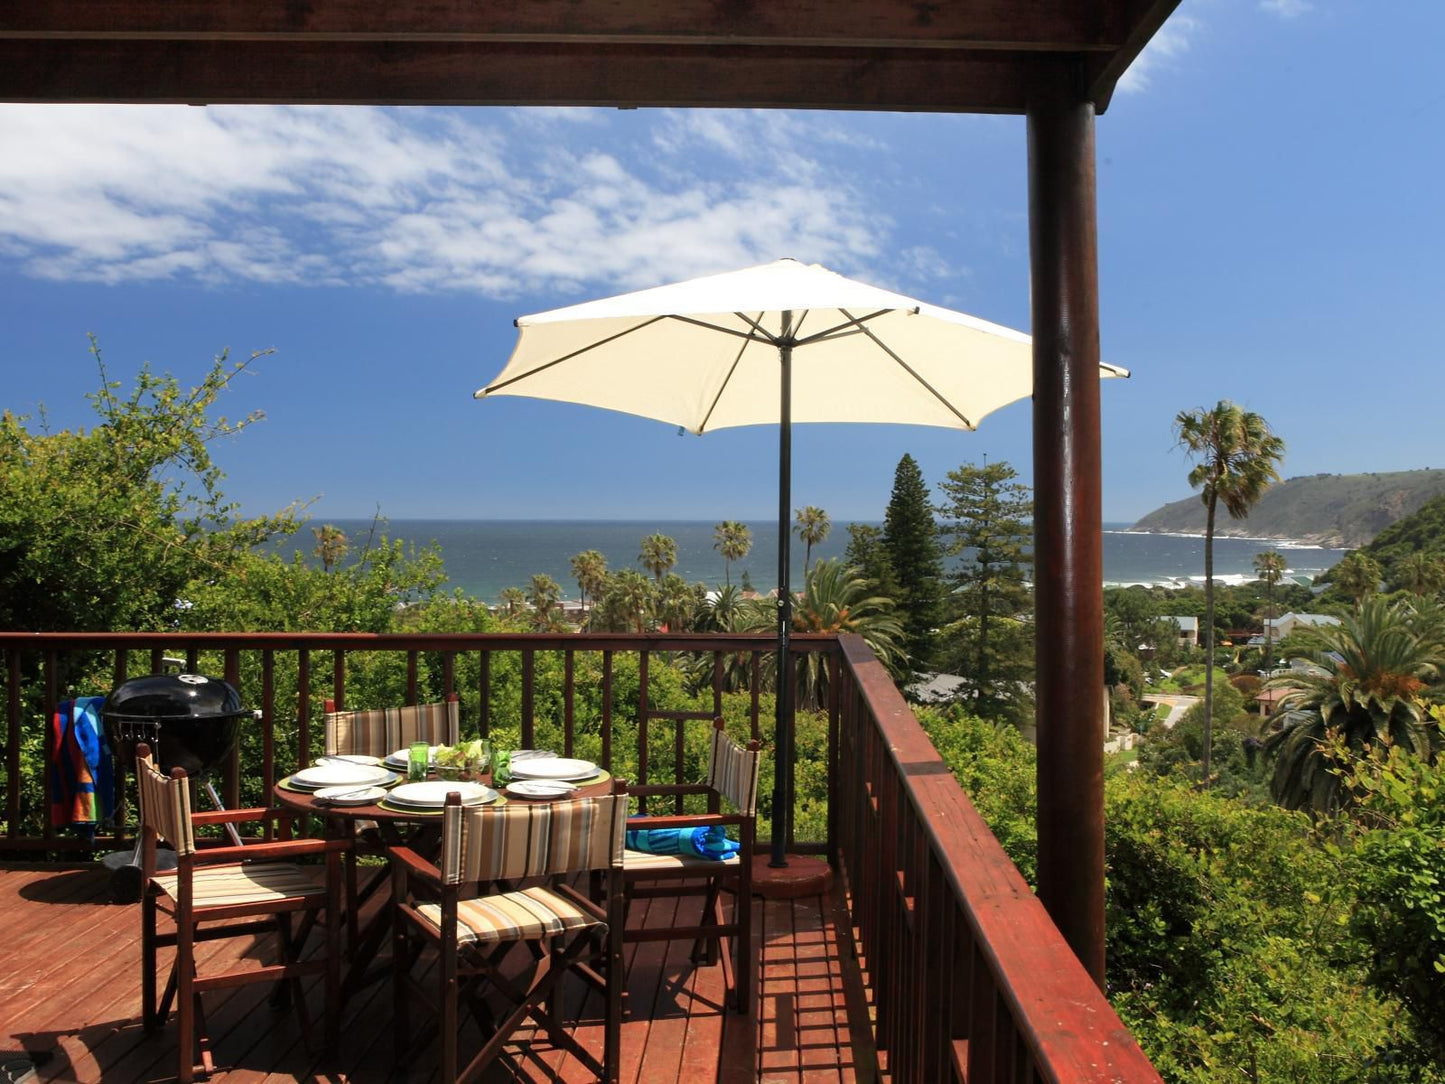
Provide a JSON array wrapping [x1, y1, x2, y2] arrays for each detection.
[[881, 454, 943, 670], [937, 459, 1034, 725], [844, 523, 898, 598]]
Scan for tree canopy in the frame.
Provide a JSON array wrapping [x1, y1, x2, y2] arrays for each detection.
[[0, 340, 300, 633]]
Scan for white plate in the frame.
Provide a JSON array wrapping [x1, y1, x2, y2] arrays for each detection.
[[314, 784, 388, 805], [387, 780, 498, 807], [319, 753, 384, 767], [506, 780, 579, 799], [509, 757, 598, 782], [292, 763, 395, 788]]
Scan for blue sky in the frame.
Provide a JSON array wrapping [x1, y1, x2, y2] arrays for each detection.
[[2, 0, 1441, 526]]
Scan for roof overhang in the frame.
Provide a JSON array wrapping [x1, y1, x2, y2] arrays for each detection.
[[0, 0, 1181, 113]]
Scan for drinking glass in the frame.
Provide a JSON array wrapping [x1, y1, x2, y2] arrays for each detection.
[[407, 740, 430, 782]]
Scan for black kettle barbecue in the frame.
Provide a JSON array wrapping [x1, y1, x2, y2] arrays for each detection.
[[102, 672, 247, 778], [101, 672, 249, 902]]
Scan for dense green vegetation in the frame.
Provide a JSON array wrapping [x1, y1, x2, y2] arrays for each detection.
[[923, 708, 1445, 1083], [1131, 467, 1445, 547]]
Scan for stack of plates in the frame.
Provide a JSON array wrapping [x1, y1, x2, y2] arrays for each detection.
[[386, 780, 498, 809], [509, 757, 599, 782], [383, 746, 441, 771], [290, 762, 397, 791], [318, 753, 384, 768], [505, 779, 579, 799]]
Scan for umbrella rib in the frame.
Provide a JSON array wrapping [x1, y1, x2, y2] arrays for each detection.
[[667, 313, 778, 344], [481, 315, 669, 394], [697, 314, 766, 434], [838, 307, 977, 429], [793, 307, 899, 346]]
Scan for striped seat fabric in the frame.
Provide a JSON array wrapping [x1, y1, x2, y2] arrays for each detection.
[[442, 795, 627, 886], [135, 750, 195, 855], [707, 724, 760, 816], [415, 885, 603, 944], [324, 699, 460, 757], [153, 863, 325, 907]]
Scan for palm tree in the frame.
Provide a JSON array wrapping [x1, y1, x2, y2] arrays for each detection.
[[526, 573, 563, 631], [1332, 551, 1383, 605], [713, 521, 752, 587], [498, 586, 527, 619], [657, 573, 702, 632], [311, 524, 349, 572], [1399, 551, 1445, 598], [1254, 549, 1287, 674], [569, 549, 608, 613], [794, 506, 832, 574], [609, 569, 654, 633], [1176, 400, 1285, 785], [742, 558, 903, 709], [1263, 597, 1445, 815], [639, 533, 678, 584]]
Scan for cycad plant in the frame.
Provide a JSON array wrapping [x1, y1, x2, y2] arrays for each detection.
[[1263, 596, 1444, 815]]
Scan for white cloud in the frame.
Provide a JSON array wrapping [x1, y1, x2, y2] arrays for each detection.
[[0, 104, 913, 299], [1116, 13, 1202, 95], [1260, 0, 1312, 17]]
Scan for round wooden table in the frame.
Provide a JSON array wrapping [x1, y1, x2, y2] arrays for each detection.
[[272, 767, 615, 999], [272, 769, 615, 822]]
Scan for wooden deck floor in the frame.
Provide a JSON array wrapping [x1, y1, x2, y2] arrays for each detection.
[[0, 864, 875, 1083]]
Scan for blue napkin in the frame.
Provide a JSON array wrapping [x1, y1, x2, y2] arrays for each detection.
[[625, 822, 740, 861]]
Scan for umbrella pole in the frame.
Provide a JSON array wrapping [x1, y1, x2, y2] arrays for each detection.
[[771, 323, 794, 868]]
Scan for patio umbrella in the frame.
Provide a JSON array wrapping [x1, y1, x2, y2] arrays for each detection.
[[475, 258, 1129, 866]]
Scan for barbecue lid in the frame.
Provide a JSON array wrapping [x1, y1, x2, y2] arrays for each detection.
[[102, 673, 245, 721]]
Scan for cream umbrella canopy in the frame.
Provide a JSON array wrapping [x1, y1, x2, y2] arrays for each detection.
[[476, 258, 1129, 865]]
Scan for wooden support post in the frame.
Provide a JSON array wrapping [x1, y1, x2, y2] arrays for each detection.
[[1027, 61, 1107, 989]]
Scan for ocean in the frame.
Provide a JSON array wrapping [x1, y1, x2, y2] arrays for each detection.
[[281, 519, 1352, 604]]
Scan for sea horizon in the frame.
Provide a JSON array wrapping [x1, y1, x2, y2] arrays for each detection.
[[279, 518, 1352, 604]]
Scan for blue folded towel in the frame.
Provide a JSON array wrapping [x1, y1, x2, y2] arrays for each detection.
[[625, 823, 740, 861]]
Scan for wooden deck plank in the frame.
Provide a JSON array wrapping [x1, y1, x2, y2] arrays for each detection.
[[0, 864, 874, 1083]]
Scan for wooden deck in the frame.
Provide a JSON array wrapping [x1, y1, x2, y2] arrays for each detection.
[[0, 864, 874, 1083]]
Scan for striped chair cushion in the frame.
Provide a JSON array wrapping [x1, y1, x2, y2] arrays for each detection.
[[707, 727, 760, 816], [135, 751, 195, 856], [623, 849, 742, 873], [324, 700, 460, 757], [416, 886, 604, 945], [441, 794, 627, 886], [153, 862, 325, 907]]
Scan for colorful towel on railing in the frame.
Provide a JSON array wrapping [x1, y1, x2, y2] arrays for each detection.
[[625, 823, 740, 861], [48, 696, 115, 839]]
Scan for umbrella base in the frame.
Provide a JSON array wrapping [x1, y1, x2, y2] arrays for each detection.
[[752, 853, 833, 900]]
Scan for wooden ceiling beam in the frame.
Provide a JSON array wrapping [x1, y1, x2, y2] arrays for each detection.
[[0, 39, 1038, 112], [1085, 0, 1183, 110], [0, 0, 1120, 52]]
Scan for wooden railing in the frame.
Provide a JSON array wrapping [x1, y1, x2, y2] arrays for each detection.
[[2, 629, 1160, 1082], [831, 635, 1160, 1082], [0, 631, 835, 851]]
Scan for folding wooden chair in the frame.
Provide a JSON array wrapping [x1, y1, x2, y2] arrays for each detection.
[[322, 695, 460, 947], [622, 718, 760, 1012], [135, 743, 344, 1083], [389, 784, 629, 1083]]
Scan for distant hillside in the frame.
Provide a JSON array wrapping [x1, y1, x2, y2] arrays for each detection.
[[1358, 493, 1445, 570], [1129, 469, 1445, 547]]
